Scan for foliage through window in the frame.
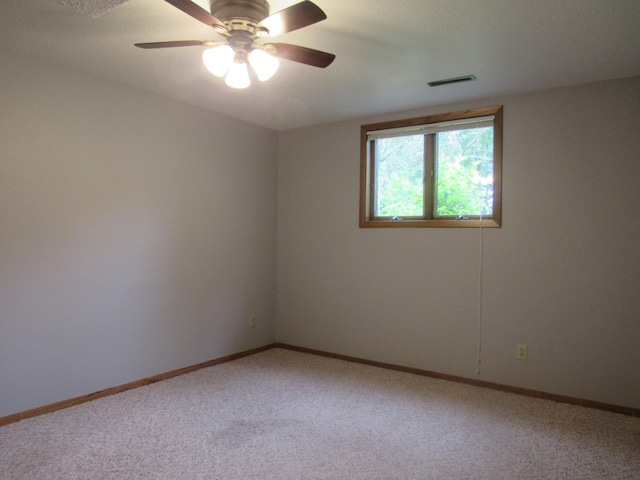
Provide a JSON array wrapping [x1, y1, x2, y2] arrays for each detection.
[[360, 106, 502, 227]]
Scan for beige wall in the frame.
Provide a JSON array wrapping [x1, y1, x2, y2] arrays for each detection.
[[0, 50, 278, 418], [276, 76, 640, 409], [2, 46, 638, 417]]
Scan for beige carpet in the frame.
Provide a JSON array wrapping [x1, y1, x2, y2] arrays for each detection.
[[1, 348, 639, 479]]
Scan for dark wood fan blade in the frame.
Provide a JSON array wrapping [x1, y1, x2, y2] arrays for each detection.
[[271, 43, 335, 68], [163, 0, 226, 29], [135, 40, 214, 49], [258, 1, 326, 36]]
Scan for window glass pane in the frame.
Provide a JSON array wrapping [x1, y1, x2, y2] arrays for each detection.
[[374, 135, 424, 217], [435, 126, 493, 216]]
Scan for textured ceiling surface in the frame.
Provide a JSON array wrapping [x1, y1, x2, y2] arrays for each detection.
[[2, 0, 640, 130], [51, 0, 130, 17]]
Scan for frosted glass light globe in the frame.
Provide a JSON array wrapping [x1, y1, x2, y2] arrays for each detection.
[[202, 45, 234, 77], [248, 49, 280, 81], [225, 61, 251, 89]]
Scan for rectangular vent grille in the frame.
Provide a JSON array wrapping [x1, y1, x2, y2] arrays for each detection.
[[428, 74, 477, 87]]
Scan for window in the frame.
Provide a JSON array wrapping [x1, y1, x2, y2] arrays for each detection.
[[360, 106, 502, 228]]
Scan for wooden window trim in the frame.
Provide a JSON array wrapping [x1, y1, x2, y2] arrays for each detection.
[[360, 106, 503, 228]]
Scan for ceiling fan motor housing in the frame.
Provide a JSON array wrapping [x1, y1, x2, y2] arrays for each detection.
[[210, 0, 270, 24]]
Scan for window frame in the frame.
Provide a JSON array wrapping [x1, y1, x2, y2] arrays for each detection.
[[360, 105, 503, 228]]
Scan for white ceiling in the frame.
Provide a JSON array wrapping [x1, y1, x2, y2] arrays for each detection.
[[2, 0, 640, 131]]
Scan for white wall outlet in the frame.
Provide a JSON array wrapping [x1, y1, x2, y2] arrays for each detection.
[[517, 344, 528, 360], [249, 316, 257, 328]]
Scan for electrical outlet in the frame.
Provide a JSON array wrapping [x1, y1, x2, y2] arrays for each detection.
[[517, 344, 528, 360], [249, 316, 257, 328]]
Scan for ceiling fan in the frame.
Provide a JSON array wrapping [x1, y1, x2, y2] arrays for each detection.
[[135, 0, 335, 89]]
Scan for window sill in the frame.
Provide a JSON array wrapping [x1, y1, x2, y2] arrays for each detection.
[[359, 218, 501, 228]]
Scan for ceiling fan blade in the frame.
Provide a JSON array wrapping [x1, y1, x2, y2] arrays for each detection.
[[258, 1, 327, 36], [270, 43, 335, 68], [163, 0, 226, 30], [135, 40, 219, 49]]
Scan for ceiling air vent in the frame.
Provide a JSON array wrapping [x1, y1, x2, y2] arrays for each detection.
[[428, 74, 476, 87]]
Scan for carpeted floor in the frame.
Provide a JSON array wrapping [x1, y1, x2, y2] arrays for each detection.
[[1, 348, 639, 479]]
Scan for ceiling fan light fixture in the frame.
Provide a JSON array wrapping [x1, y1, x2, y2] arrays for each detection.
[[225, 57, 251, 89], [136, 0, 336, 89], [248, 48, 279, 81], [203, 44, 234, 77]]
